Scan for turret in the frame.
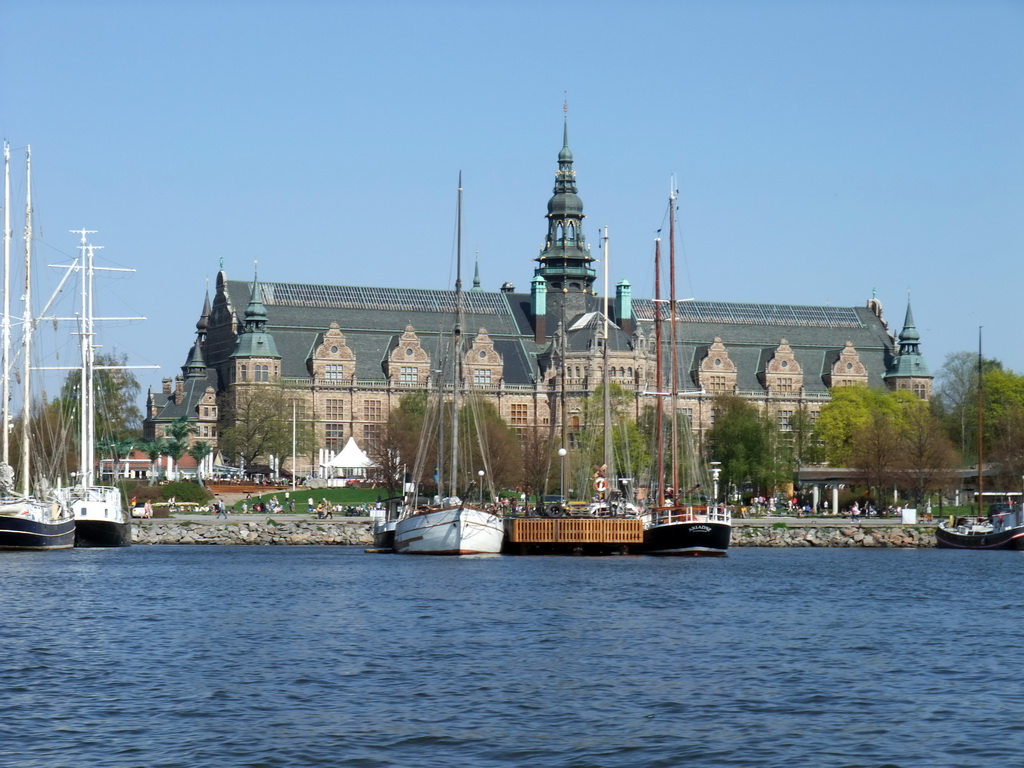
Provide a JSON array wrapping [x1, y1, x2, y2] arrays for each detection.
[[884, 300, 932, 400], [229, 268, 281, 382], [532, 119, 596, 324]]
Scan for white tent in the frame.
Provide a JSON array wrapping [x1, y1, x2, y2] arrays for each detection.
[[322, 437, 376, 478]]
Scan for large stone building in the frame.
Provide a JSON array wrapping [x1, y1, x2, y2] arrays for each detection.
[[144, 123, 932, 468]]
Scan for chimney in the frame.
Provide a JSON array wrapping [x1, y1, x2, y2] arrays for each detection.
[[615, 280, 633, 336], [162, 377, 173, 395], [175, 375, 185, 400], [531, 274, 547, 344]]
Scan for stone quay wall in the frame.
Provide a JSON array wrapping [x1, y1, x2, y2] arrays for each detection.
[[132, 519, 374, 546], [733, 524, 935, 548], [132, 518, 935, 547]]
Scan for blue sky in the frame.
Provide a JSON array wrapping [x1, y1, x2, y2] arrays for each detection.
[[1, 0, 1022, 398]]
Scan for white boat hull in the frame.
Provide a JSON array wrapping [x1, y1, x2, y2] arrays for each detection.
[[393, 505, 504, 555], [59, 486, 131, 547]]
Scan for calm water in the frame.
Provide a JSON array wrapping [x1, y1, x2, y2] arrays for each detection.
[[3, 545, 1023, 768]]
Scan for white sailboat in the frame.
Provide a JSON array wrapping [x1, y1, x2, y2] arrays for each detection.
[[54, 230, 132, 547], [0, 144, 76, 550], [393, 175, 504, 555]]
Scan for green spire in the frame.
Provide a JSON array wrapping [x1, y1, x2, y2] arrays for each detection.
[[898, 302, 920, 344], [533, 117, 596, 319], [885, 299, 929, 379], [471, 252, 482, 291], [231, 267, 280, 360]]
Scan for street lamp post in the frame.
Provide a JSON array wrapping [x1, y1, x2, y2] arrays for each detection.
[[558, 447, 567, 502], [709, 461, 722, 506], [478, 469, 485, 505]]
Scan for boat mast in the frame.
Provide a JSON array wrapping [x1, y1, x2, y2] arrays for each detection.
[[75, 232, 99, 487], [2, 142, 10, 464], [601, 226, 613, 502], [977, 327, 983, 519], [668, 184, 679, 501], [450, 173, 464, 500], [654, 238, 665, 508], [19, 146, 32, 496]]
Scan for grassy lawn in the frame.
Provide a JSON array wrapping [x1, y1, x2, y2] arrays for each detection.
[[230, 486, 392, 512]]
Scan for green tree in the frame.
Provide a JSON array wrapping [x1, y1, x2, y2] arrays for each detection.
[[573, 382, 639, 487], [789, 404, 824, 466], [932, 350, 981, 460], [136, 439, 168, 485], [59, 351, 143, 443], [848, 408, 903, 500], [898, 401, 960, 504], [518, 425, 558, 503], [163, 417, 194, 480], [815, 386, 908, 467], [218, 383, 313, 468], [187, 441, 214, 485], [707, 395, 772, 498], [370, 392, 429, 497], [983, 367, 1024, 490], [97, 437, 137, 481], [11, 398, 77, 488], [460, 396, 520, 497]]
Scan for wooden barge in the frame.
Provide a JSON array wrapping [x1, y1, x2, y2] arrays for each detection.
[[503, 517, 644, 555]]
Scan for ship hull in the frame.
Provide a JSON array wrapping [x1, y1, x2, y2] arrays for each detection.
[[75, 520, 132, 548], [0, 512, 76, 550], [644, 518, 731, 556], [394, 505, 504, 555], [935, 524, 1024, 550]]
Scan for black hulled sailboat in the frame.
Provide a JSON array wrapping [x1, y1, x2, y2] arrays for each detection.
[[643, 187, 731, 556]]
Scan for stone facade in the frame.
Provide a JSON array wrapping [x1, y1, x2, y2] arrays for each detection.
[[144, 124, 933, 467]]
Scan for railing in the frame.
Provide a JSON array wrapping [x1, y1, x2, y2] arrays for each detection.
[[652, 505, 732, 525]]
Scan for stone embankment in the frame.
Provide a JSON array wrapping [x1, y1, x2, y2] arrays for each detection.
[[132, 516, 936, 547], [132, 518, 373, 545], [733, 524, 935, 548]]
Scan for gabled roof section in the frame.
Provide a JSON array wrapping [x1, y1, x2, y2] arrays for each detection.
[[568, 311, 619, 332], [148, 374, 217, 422]]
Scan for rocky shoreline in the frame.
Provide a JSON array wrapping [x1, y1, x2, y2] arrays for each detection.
[[131, 518, 936, 547], [732, 524, 935, 548], [132, 519, 373, 546]]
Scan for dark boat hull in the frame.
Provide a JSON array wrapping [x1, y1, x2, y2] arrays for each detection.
[[372, 520, 396, 550], [644, 519, 731, 556], [75, 520, 132, 548], [935, 525, 1024, 550], [0, 515, 76, 550]]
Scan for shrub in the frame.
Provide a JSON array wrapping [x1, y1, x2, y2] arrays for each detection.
[[121, 480, 212, 506]]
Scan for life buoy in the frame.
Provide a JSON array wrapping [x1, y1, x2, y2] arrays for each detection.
[[594, 477, 607, 492]]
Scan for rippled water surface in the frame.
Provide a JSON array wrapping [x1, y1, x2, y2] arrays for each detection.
[[3, 546, 1023, 767]]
